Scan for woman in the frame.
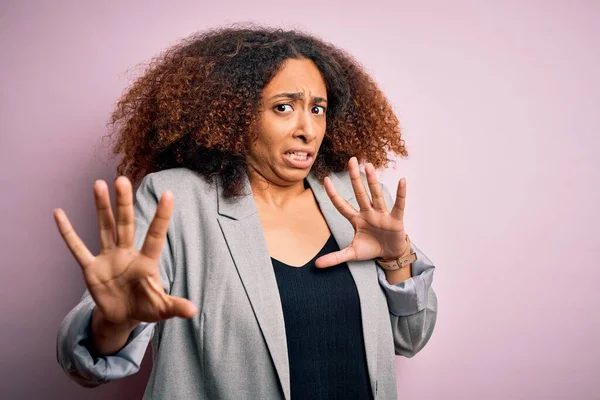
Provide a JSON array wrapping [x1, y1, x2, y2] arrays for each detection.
[[55, 26, 437, 399]]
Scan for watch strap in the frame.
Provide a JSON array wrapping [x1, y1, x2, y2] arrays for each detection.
[[375, 234, 417, 271], [376, 252, 417, 271]]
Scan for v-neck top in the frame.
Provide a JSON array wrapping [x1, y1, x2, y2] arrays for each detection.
[[271, 234, 373, 400]]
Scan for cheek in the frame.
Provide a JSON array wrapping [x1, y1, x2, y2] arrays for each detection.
[[256, 136, 275, 157], [251, 132, 277, 161], [257, 121, 286, 151]]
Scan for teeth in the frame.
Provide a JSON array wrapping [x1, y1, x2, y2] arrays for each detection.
[[286, 151, 308, 161]]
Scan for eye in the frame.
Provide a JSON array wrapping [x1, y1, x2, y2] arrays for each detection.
[[312, 105, 326, 115], [274, 104, 293, 113]]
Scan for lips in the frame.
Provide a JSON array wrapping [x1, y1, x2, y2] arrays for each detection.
[[284, 148, 314, 158], [282, 151, 314, 169]]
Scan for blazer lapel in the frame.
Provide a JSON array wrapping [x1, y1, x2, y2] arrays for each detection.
[[216, 171, 379, 400], [216, 174, 291, 400], [306, 172, 379, 398]]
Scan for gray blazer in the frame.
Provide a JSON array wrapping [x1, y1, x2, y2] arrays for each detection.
[[57, 167, 437, 399]]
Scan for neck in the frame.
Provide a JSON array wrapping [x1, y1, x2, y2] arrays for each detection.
[[247, 169, 309, 210]]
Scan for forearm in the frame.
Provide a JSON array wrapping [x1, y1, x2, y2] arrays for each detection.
[[90, 307, 139, 357], [383, 263, 412, 285]]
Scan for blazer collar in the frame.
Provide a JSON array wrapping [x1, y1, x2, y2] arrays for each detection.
[[216, 170, 354, 220], [216, 169, 379, 400]]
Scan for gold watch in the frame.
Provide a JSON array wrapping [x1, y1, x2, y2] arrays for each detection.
[[375, 235, 418, 271]]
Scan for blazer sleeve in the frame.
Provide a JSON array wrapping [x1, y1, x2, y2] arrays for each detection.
[[377, 180, 438, 358], [56, 173, 175, 387]]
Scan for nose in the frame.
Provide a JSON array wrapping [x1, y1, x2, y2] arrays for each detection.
[[293, 109, 317, 143]]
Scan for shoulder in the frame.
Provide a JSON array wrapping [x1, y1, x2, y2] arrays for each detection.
[[140, 167, 210, 187], [329, 169, 368, 188], [137, 167, 217, 207], [140, 167, 214, 191]]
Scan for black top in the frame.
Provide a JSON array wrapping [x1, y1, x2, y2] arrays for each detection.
[[271, 234, 373, 400]]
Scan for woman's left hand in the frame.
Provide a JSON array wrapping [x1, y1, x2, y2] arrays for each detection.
[[315, 157, 409, 268]]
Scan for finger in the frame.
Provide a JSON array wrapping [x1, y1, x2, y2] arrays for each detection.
[[366, 163, 387, 212], [94, 180, 116, 251], [390, 178, 407, 220], [53, 208, 95, 269], [167, 295, 198, 319], [140, 191, 174, 260], [324, 176, 357, 221], [114, 177, 135, 248], [349, 157, 372, 211], [315, 246, 356, 268]]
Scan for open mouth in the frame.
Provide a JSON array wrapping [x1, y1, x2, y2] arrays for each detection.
[[283, 151, 313, 168]]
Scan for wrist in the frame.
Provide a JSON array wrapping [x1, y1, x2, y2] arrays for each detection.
[[380, 234, 411, 261], [91, 307, 139, 338], [89, 306, 140, 357], [376, 234, 417, 273]]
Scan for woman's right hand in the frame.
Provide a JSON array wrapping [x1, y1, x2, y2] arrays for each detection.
[[54, 176, 198, 328]]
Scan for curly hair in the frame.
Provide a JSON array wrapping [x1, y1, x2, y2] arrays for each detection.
[[105, 24, 407, 197]]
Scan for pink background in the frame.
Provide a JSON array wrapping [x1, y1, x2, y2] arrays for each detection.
[[1, 0, 598, 398]]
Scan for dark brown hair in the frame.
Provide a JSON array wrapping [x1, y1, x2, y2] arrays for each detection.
[[105, 24, 407, 197]]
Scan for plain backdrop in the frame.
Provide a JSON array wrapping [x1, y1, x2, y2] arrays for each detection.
[[1, 0, 599, 398]]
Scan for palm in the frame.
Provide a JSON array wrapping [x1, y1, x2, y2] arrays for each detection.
[[315, 157, 408, 268], [54, 177, 197, 325], [348, 211, 406, 261], [82, 250, 163, 324]]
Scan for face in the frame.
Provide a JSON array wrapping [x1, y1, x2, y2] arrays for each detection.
[[247, 58, 328, 187]]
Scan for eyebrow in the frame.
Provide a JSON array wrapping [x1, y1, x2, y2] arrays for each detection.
[[268, 92, 328, 105]]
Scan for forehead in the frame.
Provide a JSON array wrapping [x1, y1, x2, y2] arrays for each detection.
[[263, 58, 327, 97]]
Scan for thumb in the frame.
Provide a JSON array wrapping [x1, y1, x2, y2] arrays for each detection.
[[168, 296, 198, 319], [315, 247, 356, 269]]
